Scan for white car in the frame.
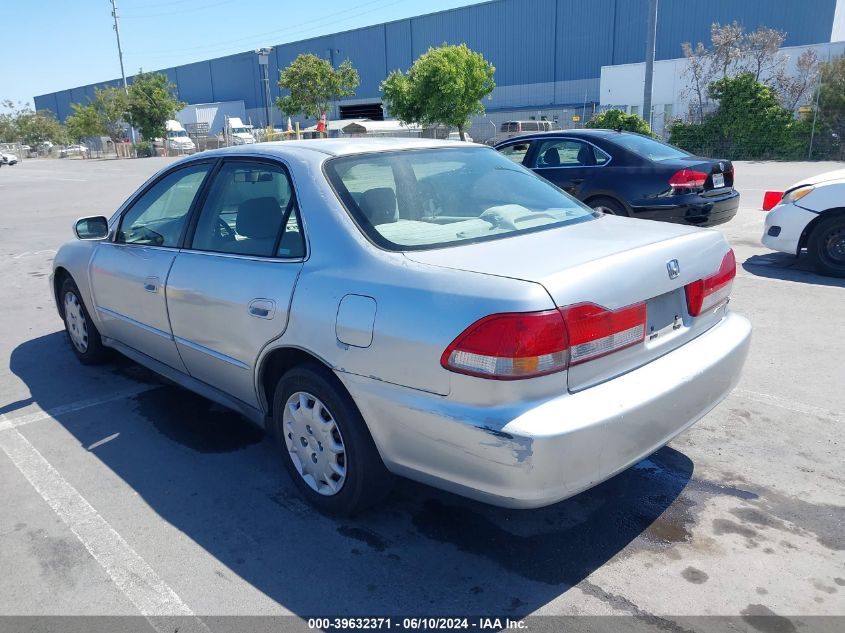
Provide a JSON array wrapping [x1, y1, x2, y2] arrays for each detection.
[[0, 152, 18, 165], [762, 168, 845, 277]]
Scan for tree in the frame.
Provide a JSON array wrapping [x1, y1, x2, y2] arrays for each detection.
[[775, 49, 820, 111], [381, 43, 495, 141], [126, 71, 184, 145], [742, 27, 785, 81], [66, 102, 104, 142], [681, 41, 714, 123], [710, 22, 745, 78], [814, 54, 845, 158], [93, 86, 130, 142], [586, 108, 653, 135], [669, 73, 801, 159], [276, 54, 359, 131], [66, 87, 130, 145], [16, 109, 67, 147]]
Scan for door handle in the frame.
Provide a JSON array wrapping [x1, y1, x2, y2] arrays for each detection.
[[248, 299, 276, 319], [143, 276, 159, 293]]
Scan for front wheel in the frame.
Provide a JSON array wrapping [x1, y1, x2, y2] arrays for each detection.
[[272, 363, 393, 515], [807, 216, 845, 278], [60, 277, 109, 364]]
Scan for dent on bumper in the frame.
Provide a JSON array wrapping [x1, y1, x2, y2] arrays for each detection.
[[341, 311, 752, 509]]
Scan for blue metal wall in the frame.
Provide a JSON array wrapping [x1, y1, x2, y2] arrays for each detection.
[[35, 0, 838, 122]]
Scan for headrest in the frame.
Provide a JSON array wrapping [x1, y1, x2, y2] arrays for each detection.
[[542, 147, 560, 166], [359, 187, 397, 225], [236, 197, 282, 239]]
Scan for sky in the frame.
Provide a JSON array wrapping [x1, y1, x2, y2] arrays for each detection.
[[1, 0, 488, 109]]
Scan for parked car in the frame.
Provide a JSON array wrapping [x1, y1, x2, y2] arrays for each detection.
[[761, 168, 845, 277], [59, 144, 89, 158], [492, 119, 562, 144], [52, 139, 751, 514], [1, 152, 18, 165], [165, 119, 196, 154], [447, 130, 474, 142], [495, 129, 740, 226]]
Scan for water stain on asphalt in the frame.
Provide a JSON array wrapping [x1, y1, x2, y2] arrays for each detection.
[[132, 386, 264, 453], [337, 525, 389, 552], [740, 604, 796, 633], [681, 567, 708, 584], [411, 449, 695, 587], [712, 518, 758, 539]]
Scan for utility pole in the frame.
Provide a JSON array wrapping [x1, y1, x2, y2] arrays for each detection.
[[643, 0, 658, 130], [109, 0, 136, 147]]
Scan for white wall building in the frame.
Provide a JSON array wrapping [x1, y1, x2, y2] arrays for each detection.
[[600, 41, 845, 137]]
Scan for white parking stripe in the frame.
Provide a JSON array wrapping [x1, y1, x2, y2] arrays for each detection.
[[0, 388, 210, 631], [735, 388, 839, 420], [0, 385, 156, 432]]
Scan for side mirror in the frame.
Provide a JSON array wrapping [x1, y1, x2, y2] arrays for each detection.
[[74, 216, 109, 240]]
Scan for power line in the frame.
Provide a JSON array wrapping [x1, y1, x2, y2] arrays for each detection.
[[133, 0, 405, 60]]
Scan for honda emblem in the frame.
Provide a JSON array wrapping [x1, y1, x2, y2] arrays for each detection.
[[667, 259, 680, 279]]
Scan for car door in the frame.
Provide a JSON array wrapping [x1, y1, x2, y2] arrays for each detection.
[[528, 137, 608, 198], [89, 161, 213, 371], [165, 158, 306, 408]]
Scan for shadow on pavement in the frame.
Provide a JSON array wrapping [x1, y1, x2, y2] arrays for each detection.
[[9, 331, 701, 617], [742, 253, 845, 288]]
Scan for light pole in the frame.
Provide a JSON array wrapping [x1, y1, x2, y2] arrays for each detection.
[[642, 0, 659, 131], [256, 47, 273, 131], [109, 0, 136, 147]]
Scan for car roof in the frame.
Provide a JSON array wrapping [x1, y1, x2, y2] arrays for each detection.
[[196, 137, 478, 159], [500, 128, 637, 144]]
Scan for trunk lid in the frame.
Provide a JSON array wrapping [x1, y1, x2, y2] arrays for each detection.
[[663, 156, 735, 192], [406, 215, 731, 391]]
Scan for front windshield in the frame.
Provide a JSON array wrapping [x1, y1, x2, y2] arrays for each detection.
[[613, 133, 690, 161], [168, 130, 188, 138], [324, 147, 598, 251], [232, 127, 250, 134]]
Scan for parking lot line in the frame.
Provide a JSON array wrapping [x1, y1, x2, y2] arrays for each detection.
[[0, 426, 209, 631], [0, 384, 156, 432]]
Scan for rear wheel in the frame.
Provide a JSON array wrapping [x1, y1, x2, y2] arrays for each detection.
[[272, 363, 392, 515], [60, 277, 109, 364], [588, 196, 627, 217], [807, 216, 845, 278]]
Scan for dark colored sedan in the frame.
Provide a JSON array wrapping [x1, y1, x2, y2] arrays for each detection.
[[494, 129, 739, 226]]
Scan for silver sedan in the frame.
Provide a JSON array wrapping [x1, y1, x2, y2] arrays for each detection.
[[51, 138, 751, 514]]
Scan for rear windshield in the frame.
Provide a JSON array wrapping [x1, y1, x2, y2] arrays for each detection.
[[612, 134, 690, 161], [324, 147, 597, 251]]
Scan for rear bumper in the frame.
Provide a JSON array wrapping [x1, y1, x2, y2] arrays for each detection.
[[761, 203, 817, 255], [632, 190, 740, 226], [341, 311, 752, 509]]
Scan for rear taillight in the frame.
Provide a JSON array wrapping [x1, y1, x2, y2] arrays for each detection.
[[559, 302, 647, 366], [669, 169, 708, 189], [685, 249, 736, 317], [441, 310, 569, 380], [762, 191, 783, 211], [441, 302, 647, 379]]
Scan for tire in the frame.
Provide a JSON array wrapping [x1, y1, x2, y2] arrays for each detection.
[[588, 196, 627, 217], [807, 216, 845, 278], [272, 363, 393, 515], [60, 277, 110, 364]]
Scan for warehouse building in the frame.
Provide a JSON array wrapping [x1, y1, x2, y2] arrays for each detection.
[[34, 0, 843, 142]]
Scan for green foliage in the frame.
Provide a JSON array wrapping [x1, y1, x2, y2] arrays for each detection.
[[669, 73, 805, 159], [126, 71, 184, 143], [66, 103, 105, 142], [276, 54, 359, 127], [381, 43, 495, 140], [0, 100, 67, 145], [813, 55, 845, 159], [586, 109, 653, 135], [66, 87, 130, 143], [133, 140, 152, 158]]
